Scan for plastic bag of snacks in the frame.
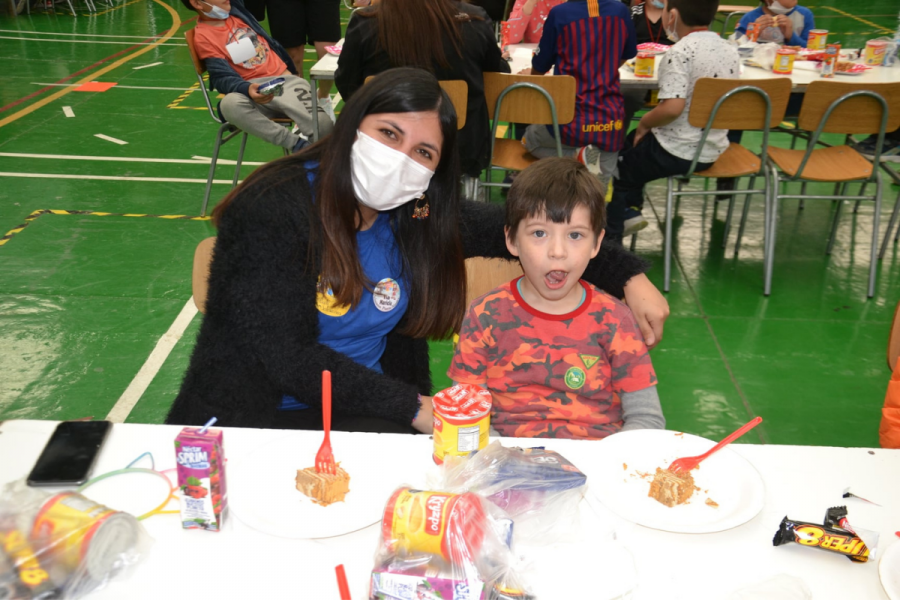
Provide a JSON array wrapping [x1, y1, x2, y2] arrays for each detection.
[[439, 442, 587, 544], [0, 480, 150, 599], [371, 486, 532, 600]]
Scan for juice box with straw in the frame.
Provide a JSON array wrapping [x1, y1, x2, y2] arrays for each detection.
[[175, 426, 228, 531]]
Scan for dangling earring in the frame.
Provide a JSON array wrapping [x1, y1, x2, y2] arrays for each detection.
[[412, 194, 430, 220]]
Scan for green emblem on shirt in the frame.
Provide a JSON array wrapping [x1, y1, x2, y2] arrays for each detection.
[[565, 367, 586, 390], [580, 354, 599, 369]]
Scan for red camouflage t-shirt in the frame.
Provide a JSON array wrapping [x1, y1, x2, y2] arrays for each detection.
[[448, 278, 656, 439]]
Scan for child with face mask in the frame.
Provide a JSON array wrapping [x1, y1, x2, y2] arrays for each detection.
[[735, 0, 816, 47], [449, 158, 664, 439], [183, 0, 333, 153], [605, 0, 740, 240]]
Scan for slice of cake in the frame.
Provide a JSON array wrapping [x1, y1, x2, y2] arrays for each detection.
[[295, 465, 351, 506], [647, 467, 695, 507]]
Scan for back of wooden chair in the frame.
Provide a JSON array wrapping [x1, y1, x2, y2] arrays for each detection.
[[688, 78, 792, 131], [465, 257, 523, 306], [184, 29, 206, 77], [364, 76, 468, 129], [193, 237, 216, 314], [483, 72, 577, 125], [798, 81, 900, 134]]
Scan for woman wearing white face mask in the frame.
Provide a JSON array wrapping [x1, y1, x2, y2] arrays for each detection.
[[735, 0, 816, 47], [165, 68, 671, 434]]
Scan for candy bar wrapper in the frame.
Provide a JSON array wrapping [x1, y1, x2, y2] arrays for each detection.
[[772, 516, 876, 563]]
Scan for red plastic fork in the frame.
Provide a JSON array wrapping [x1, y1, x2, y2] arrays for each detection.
[[669, 416, 763, 473], [315, 370, 336, 475]]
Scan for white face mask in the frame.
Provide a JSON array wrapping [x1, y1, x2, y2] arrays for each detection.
[[350, 130, 436, 213], [664, 11, 680, 42], [768, 1, 791, 15], [200, 0, 229, 19], [650, 0, 664, 8]]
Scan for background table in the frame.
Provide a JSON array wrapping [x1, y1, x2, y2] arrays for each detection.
[[1, 420, 898, 599]]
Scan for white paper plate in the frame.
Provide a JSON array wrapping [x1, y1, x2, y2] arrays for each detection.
[[586, 429, 765, 533], [228, 433, 401, 539], [881, 540, 900, 600]]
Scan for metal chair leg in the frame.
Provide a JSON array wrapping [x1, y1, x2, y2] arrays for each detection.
[[868, 172, 882, 298], [629, 233, 637, 252], [664, 178, 675, 293], [201, 125, 229, 217], [879, 188, 900, 259], [764, 165, 778, 296], [734, 176, 757, 258], [798, 181, 807, 210], [723, 176, 748, 249], [853, 182, 867, 214], [826, 182, 848, 255], [232, 133, 248, 189]]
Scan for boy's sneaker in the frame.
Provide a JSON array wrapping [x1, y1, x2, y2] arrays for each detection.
[[623, 207, 648, 236], [292, 133, 310, 153], [576, 144, 603, 178], [318, 96, 336, 124], [853, 135, 900, 163]]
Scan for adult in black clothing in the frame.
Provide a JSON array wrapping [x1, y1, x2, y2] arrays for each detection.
[[165, 69, 670, 434], [623, 0, 672, 127], [334, 0, 510, 179]]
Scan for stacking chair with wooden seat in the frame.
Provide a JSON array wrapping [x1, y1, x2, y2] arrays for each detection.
[[661, 77, 791, 293], [185, 29, 292, 217], [477, 72, 577, 200], [364, 76, 467, 130], [765, 81, 900, 298]]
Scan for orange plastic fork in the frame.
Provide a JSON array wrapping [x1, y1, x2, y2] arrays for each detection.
[[669, 416, 763, 473], [315, 370, 336, 475]]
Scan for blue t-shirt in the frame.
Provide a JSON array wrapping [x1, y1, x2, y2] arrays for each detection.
[[736, 6, 815, 47], [279, 163, 409, 410], [532, 0, 637, 151]]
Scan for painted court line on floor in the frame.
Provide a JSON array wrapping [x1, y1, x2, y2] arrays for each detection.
[[32, 82, 195, 91], [0, 0, 183, 129], [0, 35, 185, 46], [106, 298, 199, 423], [95, 134, 128, 145], [133, 62, 164, 70], [0, 172, 241, 184], [0, 151, 264, 166], [0, 28, 171, 39], [62, 106, 75, 118]]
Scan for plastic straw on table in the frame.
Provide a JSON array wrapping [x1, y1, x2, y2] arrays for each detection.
[[335, 564, 351, 600], [198, 417, 217, 434]]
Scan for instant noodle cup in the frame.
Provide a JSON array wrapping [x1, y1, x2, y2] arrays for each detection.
[[807, 29, 828, 50], [634, 52, 655, 78], [773, 48, 796, 74], [864, 40, 888, 66], [381, 488, 488, 565], [432, 384, 492, 465]]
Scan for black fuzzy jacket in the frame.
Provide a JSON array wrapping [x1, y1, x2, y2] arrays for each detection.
[[165, 163, 649, 429]]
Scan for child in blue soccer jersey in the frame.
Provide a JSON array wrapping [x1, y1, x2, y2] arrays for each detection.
[[519, 0, 637, 188], [736, 0, 815, 47]]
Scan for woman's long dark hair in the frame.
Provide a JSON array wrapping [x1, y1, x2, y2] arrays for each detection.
[[361, 0, 476, 71], [213, 68, 467, 340]]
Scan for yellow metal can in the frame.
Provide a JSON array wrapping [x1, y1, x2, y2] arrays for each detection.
[[431, 384, 492, 464], [634, 52, 655, 78]]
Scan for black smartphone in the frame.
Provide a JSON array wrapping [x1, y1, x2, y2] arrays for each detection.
[[26, 421, 112, 487]]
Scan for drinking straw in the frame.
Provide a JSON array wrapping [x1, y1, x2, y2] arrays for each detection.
[[199, 417, 217, 434], [335, 564, 351, 600]]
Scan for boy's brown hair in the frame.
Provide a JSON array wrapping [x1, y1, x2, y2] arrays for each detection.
[[506, 157, 606, 243], [665, 0, 719, 27]]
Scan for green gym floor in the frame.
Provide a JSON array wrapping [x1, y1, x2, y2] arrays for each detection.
[[1, 0, 898, 447]]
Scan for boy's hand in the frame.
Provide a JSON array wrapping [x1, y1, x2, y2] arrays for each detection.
[[412, 395, 434, 433], [775, 14, 793, 38], [755, 14, 775, 29], [249, 83, 275, 105], [634, 122, 651, 146], [623, 274, 669, 349]]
